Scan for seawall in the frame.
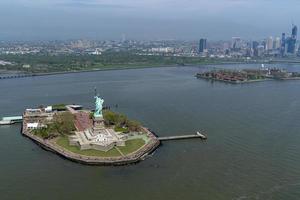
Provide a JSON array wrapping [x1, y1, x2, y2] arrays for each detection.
[[21, 122, 160, 166]]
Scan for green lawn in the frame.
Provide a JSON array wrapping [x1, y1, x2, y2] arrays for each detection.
[[55, 136, 146, 157], [52, 104, 67, 111], [114, 126, 129, 133], [118, 139, 146, 155], [56, 136, 121, 157]]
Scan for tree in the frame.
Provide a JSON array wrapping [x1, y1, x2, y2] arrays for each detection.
[[53, 112, 76, 135], [116, 114, 128, 127], [127, 120, 141, 132], [103, 110, 118, 125], [103, 110, 141, 132]]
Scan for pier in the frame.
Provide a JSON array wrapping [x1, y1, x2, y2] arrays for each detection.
[[0, 116, 23, 125], [158, 131, 207, 141]]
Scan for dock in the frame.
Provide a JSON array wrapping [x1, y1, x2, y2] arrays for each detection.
[[158, 131, 207, 141], [0, 116, 23, 125]]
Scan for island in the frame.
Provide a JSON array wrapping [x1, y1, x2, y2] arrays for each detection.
[[196, 66, 300, 84], [21, 91, 160, 165]]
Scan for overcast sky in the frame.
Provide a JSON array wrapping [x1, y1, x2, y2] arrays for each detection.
[[1, 0, 299, 41]]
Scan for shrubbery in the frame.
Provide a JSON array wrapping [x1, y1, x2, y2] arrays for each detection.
[[103, 110, 141, 132], [52, 112, 76, 135], [52, 104, 67, 111], [33, 126, 55, 139]]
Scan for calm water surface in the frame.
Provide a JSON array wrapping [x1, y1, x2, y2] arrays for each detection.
[[1, 64, 300, 200]]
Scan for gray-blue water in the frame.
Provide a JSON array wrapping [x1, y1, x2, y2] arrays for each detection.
[[0, 64, 300, 200]]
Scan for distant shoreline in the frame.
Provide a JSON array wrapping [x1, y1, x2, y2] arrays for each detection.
[[0, 60, 299, 80]]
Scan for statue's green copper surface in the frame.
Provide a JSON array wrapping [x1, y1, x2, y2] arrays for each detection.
[[94, 94, 104, 118]]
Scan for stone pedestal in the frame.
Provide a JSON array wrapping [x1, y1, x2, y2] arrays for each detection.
[[93, 117, 105, 132]]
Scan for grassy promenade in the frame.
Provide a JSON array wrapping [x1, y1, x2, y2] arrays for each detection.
[[56, 136, 121, 157], [56, 136, 146, 157], [118, 139, 146, 155]]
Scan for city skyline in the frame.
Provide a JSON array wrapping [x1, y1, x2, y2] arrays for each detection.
[[0, 24, 299, 59]]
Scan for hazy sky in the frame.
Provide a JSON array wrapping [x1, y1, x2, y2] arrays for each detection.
[[1, 0, 299, 41]]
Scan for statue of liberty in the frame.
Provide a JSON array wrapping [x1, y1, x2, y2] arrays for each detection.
[[94, 88, 104, 118]]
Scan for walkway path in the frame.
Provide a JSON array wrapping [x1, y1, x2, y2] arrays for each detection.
[[115, 147, 125, 157]]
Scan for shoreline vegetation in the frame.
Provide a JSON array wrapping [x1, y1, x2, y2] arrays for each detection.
[[1, 52, 299, 77], [103, 110, 142, 133], [0, 53, 252, 74]]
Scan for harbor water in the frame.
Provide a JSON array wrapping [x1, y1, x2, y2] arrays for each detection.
[[1, 64, 300, 200]]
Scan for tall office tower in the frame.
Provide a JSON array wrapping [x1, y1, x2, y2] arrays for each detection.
[[281, 33, 286, 56], [252, 41, 259, 57], [252, 41, 259, 49], [261, 41, 266, 50], [266, 37, 273, 50], [287, 25, 297, 54], [245, 48, 252, 57], [292, 25, 298, 39], [257, 45, 265, 57], [198, 38, 207, 53], [274, 37, 281, 49], [231, 37, 242, 50]]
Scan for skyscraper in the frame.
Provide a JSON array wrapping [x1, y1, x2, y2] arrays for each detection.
[[257, 45, 265, 57], [252, 41, 259, 50], [287, 25, 297, 54], [231, 37, 242, 50], [266, 36, 273, 50], [281, 33, 286, 56], [292, 25, 298, 39], [274, 37, 281, 49], [252, 41, 259, 57], [199, 38, 207, 53]]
